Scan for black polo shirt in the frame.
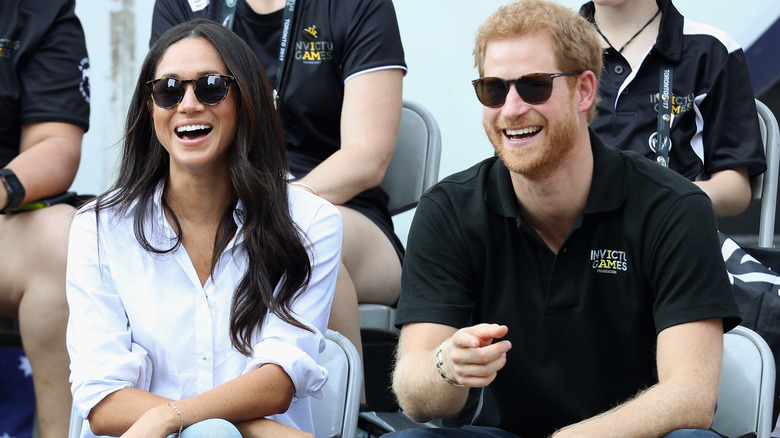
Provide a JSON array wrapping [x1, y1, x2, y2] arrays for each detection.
[[580, 0, 765, 181], [0, 0, 90, 167], [396, 130, 740, 438]]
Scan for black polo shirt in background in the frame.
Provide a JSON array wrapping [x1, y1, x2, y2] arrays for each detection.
[[396, 130, 741, 438], [0, 0, 90, 167], [580, 0, 765, 181]]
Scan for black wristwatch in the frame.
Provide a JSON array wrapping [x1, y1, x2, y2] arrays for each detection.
[[0, 168, 25, 214]]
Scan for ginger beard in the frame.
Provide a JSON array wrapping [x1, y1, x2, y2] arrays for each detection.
[[485, 88, 579, 180]]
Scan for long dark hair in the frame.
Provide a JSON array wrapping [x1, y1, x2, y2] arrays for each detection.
[[93, 18, 312, 356]]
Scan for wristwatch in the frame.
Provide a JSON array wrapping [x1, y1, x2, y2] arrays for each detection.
[[0, 168, 25, 214]]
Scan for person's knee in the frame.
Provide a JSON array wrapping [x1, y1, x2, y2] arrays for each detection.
[[179, 418, 242, 438]]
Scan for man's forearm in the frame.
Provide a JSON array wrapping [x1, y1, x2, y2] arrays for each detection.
[[553, 378, 717, 438], [392, 347, 469, 423]]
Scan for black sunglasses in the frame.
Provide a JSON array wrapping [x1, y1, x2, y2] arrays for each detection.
[[471, 71, 582, 107], [146, 74, 235, 109]]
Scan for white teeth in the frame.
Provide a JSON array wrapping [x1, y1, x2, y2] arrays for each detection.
[[506, 127, 541, 136], [176, 124, 211, 133]]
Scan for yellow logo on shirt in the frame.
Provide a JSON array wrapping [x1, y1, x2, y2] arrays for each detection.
[[591, 249, 628, 274], [295, 25, 333, 64]]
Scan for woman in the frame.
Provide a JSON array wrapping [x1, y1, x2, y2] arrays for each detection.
[[151, 0, 406, 383], [66, 19, 341, 437]]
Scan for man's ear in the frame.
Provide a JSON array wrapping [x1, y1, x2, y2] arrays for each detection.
[[576, 70, 598, 115]]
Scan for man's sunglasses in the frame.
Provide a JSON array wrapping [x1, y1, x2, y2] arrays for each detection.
[[146, 74, 235, 109], [471, 71, 582, 107]]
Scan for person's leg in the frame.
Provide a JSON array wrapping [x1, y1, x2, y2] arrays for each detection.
[[384, 425, 521, 437], [0, 205, 74, 438], [661, 429, 723, 438], [328, 206, 402, 405], [336, 207, 402, 306], [174, 418, 242, 438]]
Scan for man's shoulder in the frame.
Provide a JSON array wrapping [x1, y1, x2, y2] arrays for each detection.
[[430, 156, 499, 193], [620, 149, 703, 196], [682, 17, 743, 56], [415, 156, 503, 221]]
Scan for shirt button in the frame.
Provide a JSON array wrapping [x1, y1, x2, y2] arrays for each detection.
[[614, 65, 624, 75]]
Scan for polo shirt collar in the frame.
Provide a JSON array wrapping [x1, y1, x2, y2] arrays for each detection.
[[485, 156, 520, 221], [484, 128, 626, 221], [583, 128, 626, 214], [579, 0, 684, 63]]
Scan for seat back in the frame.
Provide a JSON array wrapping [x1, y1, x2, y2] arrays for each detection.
[[712, 325, 776, 438], [752, 99, 779, 248], [311, 329, 363, 438], [380, 100, 442, 216]]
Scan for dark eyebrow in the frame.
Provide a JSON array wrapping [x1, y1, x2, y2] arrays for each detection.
[[153, 70, 226, 79]]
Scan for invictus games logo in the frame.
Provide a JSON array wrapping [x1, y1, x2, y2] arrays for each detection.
[[591, 248, 628, 274], [650, 91, 694, 115], [0, 39, 21, 59], [78, 57, 91, 103], [295, 25, 333, 64]]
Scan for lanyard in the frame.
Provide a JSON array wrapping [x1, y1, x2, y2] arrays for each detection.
[[275, 0, 296, 99], [654, 65, 673, 167], [218, 0, 238, 30], [218, 0, 297, 105]]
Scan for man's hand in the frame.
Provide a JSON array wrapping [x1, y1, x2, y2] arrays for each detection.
[[445, 323, 512, 387]]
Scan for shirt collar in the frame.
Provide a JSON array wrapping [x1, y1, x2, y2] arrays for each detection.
[[580, 0, 684, 62], [485, 128, 626, 221], [149, 181, 246, 237], [582, 128, 626, 214]]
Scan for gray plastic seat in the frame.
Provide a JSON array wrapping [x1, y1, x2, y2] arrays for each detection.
[[752, 99, 779, 248], [312, 329, 363, 438], [712, 325, 776, 438]]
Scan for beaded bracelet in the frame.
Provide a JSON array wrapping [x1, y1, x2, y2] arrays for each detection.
[[435, 341, 464, 387], [167, 402, 184, 438]]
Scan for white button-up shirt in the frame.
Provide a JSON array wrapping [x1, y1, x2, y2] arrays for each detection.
[[66, 185, 342, 437]]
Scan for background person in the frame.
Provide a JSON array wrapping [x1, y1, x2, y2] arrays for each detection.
[[150, 0, 406, 396], [66, 19, 340, 438], [0, 0, 90, 436], [580, 0, 765, 217], [388, 1, 740, 437]]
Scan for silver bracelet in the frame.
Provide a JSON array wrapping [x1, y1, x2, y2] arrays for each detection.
[[435, 341, 464, 387], [167, 402, 184, 438]]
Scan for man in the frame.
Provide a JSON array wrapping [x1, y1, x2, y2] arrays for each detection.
[[1, 0, 89, 436], [580, 0, 765, 217], [388, 1, 740, 437]]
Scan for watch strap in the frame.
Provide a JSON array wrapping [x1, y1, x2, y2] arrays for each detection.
[[0, 168, 26, 214]]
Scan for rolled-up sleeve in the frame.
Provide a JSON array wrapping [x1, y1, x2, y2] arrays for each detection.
[[66, 209, 152, 418], [245, 198, 342, 399]]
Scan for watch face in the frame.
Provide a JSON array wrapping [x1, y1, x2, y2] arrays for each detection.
[[4, 173, 22, 191]]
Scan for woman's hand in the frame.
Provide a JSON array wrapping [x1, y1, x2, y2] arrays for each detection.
[[120, 404, 181, 438], [237, 418, 314, 438]]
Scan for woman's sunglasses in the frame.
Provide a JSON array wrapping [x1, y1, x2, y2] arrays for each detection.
[[471, 71, 582, 107], [146, 74, 235, 109]]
